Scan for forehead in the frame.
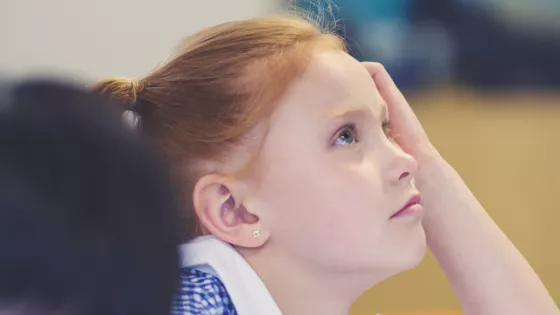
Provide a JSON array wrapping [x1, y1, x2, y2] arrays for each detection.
[[271, 50, 385, 123]]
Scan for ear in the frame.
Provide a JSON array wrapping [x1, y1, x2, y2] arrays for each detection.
[[192, 174, 269, 248]]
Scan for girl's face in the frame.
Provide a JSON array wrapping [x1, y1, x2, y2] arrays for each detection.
[[249, 51, 426, 280]]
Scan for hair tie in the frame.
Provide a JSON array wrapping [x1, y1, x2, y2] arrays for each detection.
[[127, 79, 145, 112]]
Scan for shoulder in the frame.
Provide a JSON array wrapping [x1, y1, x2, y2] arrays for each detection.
[[171, 267, 237, 315]]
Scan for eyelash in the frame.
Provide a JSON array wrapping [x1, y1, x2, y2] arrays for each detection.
[[332, 121, 395, 146], [382, 121, 395, 140], [333, 124, 359, 146]]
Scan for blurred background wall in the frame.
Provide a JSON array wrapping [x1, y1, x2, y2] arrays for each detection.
[[351, 89, 560, 315], [1, 0, 559, 314], [0, 0, 281, 80]]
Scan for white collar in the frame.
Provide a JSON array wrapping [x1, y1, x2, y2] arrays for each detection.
[[179, 236, 282, 315]]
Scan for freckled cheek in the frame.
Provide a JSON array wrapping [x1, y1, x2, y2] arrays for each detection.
[[259, 169, 387, 247], [328, 178, 384, 218], [308, 166, 384, 213], [296, 181, 387, 250], [259, 158, 384, 214]]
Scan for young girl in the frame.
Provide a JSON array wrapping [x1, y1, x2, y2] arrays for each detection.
[[94, 16, 559, 315]]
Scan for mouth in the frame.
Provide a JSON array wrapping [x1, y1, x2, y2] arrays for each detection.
[[390, 194, 423, 219]]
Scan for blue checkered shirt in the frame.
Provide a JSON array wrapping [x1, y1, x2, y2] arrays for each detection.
[[171, 267, 237, 315]]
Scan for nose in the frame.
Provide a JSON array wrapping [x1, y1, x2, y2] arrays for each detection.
[[383, 142, 418, 184]]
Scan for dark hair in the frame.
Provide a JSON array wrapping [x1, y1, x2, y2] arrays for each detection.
[[93, 16, 345, 238], [0, 80, 181, 315]]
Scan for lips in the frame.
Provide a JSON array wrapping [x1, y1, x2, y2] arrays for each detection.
[[390, 194, 423, 219]]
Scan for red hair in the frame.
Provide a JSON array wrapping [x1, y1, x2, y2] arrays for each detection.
[[93, 15, 346, 239]]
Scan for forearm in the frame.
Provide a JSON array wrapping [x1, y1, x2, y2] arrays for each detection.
[[418, 156, 558, 315]]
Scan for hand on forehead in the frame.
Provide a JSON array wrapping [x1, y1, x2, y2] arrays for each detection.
[[268, 50, 388, 134]]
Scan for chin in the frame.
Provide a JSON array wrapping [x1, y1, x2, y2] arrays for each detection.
[[354, 243, 427, 291], [340, 227, 427, 282], [397, 225, 427, 271], [404, 242, 427, 271], [379, 225, 427, 277]]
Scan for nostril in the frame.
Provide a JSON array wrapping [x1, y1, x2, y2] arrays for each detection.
[[399, 172, 410, 181]]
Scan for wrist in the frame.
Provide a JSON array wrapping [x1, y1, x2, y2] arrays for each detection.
[[414, 146, 446, 175], [414, 151, 455, 194]]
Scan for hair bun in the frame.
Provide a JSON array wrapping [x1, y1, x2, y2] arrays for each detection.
[[92, 77, 144, 109]]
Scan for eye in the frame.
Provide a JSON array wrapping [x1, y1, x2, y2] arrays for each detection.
[[334, 124, 358, 146], [382, 121, 395, 140]]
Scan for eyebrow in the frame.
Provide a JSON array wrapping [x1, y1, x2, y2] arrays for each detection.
[[327, 103, 388, 122], [327, 108, 365, 120]]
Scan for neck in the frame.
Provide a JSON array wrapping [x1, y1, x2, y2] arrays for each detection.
[[239, 247, 382, 315]]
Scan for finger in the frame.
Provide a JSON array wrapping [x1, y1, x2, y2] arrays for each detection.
[[361, 62, 430, 149], [361, 62, 407, 111], [361, 62, 422, 130]]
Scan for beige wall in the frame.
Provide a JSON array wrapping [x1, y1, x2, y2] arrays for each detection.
[[351, 89, 560, 314], [0, 0, 281, 81]]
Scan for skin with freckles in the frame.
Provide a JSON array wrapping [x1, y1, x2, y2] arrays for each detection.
[[195, 50, 426, 315]]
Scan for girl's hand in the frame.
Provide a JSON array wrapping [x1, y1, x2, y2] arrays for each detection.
[[361, 64, 560, 315], [361, 62, 440, 166]]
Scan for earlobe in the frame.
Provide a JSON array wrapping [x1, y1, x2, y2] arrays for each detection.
[[192, 174, 269, 248]]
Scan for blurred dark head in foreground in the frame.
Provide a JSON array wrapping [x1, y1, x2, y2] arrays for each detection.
[[0, 80, 181, 315]]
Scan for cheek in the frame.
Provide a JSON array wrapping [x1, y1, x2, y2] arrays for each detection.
[[258, 157, 388, 245], [309, 165, 389, 244]]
